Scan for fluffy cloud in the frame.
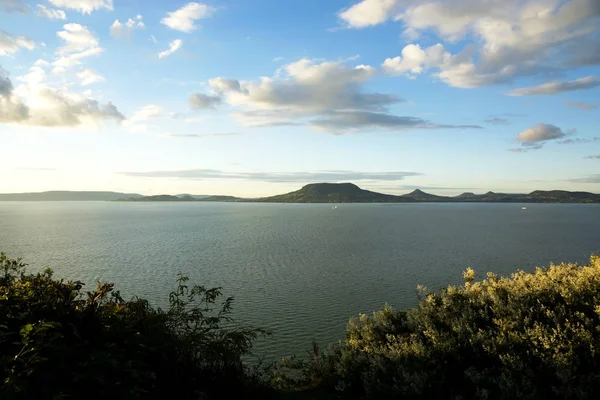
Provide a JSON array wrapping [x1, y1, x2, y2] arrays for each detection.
[[121, 169, 422, 183], [566, 101, 597, 110], [1, 63, 123, 127], [507, 77, 600, 96], [0, 31, 36, 56], [53, 24, 103, 73], [0, 0, 26, 13], [36, 4, 66, 20], [189, 93, 221, 109], [110, 15, 144, 38], [77, 69, 104, 86], [513, 123, 570, 151], [48, 0, 112, 14], [200, 58, 480, 133], [345, 0, 600, 88], [382, 44, 447, 76], [158, 39, 182, 59], [161, 2, 215, 33]]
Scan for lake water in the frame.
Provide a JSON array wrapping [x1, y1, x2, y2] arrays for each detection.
[[1, 202, 599, 359]]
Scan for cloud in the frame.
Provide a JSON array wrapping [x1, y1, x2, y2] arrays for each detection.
[[161, 2, 215, 33], [0, 0, 26, 13], [344, 0, 600, 88], [129, 105, 164, 122], [1, 63, 123, 127], [203, 58, 478, 132], [48, 0, 112, 14], [310, 111, 481, 133], [382, 43, 447, 77], [508, 146, 542, 153], [158, 39, 182, 59], [513, 123, 570, 151], [584, 155, 600, 159], [272, 57, 284, 62], [485, 117, 510, 125], [566, 101, 597, 110], [164, 132, 240, 138], [120, 169, 423, 183], [0, 70, 13, 97], [53, 24, 103, 73], [36, 4, 67, 20], [507, 77, 600, 96], [189, 93, 221, 109], [0, 31, 36, 56], [558, 137, 600, 145], [568, 175, 600, 183], [76, 69, 104, 86], [110, 15, 144, 39]]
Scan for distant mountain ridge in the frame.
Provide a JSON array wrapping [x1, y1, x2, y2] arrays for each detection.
[[2, 185, 599, 203], [0, 191, 144, 201]]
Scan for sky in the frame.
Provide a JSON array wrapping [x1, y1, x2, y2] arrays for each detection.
[[0, 0, 599, 197]]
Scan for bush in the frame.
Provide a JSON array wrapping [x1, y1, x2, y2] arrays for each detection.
[[275, 255, 600, 399], [0, 253, 270, 399]]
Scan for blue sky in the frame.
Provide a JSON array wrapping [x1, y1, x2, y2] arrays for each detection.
[[1, 0, 599, 196]]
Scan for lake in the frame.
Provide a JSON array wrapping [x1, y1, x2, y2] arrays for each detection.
[[1, 202, 599, 359]]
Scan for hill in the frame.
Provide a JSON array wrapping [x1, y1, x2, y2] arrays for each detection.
[[198, 195, 244, 202], [401, 189, 449, 202], [120, 195, 199, 202], [258, 183, 404, 203], [0, 191, 143, 201]]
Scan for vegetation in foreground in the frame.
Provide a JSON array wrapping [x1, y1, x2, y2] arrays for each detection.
[[2, 252, 600, 399]]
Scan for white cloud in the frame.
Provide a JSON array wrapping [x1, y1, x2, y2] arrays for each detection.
[[150, 35, 158, 44], [1, 64, 123, 127], [201, 58, 480, 133], [77, 69, 104, 85], [338, 0, 401, 29], [48, 0, 112, 14], [158, 39, 182, 59], [161, 2, 215, 33], [36, 4, 67, 20], [0, 31, 36, 56], [382, 43, 447, 76], [110, 15, 144, 39], [53, 24, 102, 73], [516, 123, 569, 148], [344, 0, 600, 88], [507, 77, 600, 96]]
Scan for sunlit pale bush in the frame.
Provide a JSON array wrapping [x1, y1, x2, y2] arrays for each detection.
[[274, 255, 600, 399]]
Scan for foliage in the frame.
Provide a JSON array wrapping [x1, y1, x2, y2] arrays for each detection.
[[274, 255, 600, 399], [0, 252, 270, 399]]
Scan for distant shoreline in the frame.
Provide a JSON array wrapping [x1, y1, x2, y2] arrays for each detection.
[[1, 182, 599, 204]]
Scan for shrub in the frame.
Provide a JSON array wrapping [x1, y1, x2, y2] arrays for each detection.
[[275, 255, 600, 399], [0, 252, 270, 399]]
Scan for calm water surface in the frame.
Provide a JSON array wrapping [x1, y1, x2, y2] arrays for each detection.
[[1, 202, 599, 359]]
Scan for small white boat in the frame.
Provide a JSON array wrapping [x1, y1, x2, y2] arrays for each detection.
[[522, 207, 527, 210]]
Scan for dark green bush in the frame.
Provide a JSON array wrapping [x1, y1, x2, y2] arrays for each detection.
[[274, 256, 600, 399], [0, 252, 270, 399]]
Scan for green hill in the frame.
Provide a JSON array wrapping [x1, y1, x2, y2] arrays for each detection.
[[258, 183, 404, 203]]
